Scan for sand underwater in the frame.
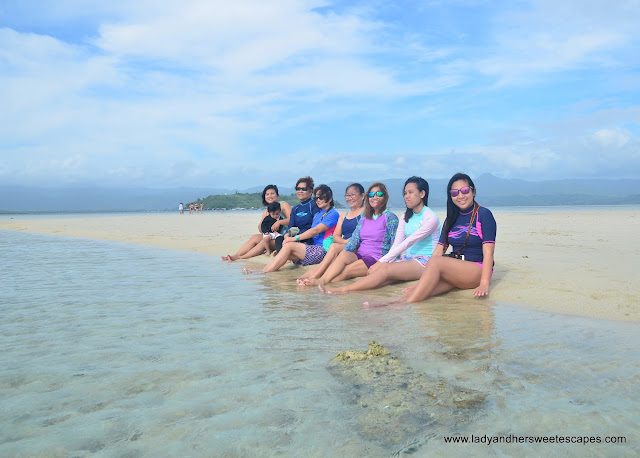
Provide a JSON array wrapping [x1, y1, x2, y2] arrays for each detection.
[[1, 207, 639, 456]]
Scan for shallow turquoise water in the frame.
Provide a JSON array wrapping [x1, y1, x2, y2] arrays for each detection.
[[1, 230, 638, 456]]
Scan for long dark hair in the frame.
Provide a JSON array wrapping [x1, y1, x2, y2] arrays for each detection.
[[442, 173, 476, 246], [261, 184, 279, 206], [403, 176, 429, 223], [364, 182, 389, 219]]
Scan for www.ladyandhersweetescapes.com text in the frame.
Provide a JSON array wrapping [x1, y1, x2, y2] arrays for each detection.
[[443, 434, 627, 445]]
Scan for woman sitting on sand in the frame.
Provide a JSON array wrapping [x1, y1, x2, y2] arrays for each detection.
[[222, 185, 291, 261], [249, 184, 340, 273], [387, 173, 496, 304], [296, 183, 365, 284], [307, 182, 399, 287], [321, 176, 440, 294]]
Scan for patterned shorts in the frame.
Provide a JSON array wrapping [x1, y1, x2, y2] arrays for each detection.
[[394, 253, 430, 268], [299, 244, 327, 266]]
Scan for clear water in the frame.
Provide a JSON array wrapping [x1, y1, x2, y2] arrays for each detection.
[[1, 230, 638, 457]]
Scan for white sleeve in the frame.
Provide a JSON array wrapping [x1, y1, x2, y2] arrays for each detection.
[[378, 217, 406, 262], [378, 209, 438, 262]]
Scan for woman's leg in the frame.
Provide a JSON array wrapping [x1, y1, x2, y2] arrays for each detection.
[[325, 260, 425, 293], [330, 260, 368, 282], [407, 257, 482, 303], [228, 234, 263, 261], [310, 250, 358, 285], [236, 238, 269, 260], [297, 243, 344, 284], [262, 242, 307, 273]]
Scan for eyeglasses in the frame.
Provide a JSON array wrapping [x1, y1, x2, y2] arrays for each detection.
[[344, 193, 360, 199], [314, 195, 327, 201], [449, 186, 473, 197], [368, 191, 385, 198], [296, 186, 310, 191]]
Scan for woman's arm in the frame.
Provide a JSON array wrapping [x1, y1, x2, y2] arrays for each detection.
[[284, 223, 329, 242], [270, 201, 292, 232], [257, 209, 268, 233], [473, 243, 495, 297], [380, 211, 399, 256], [378, 217, 406, 262], [331, 211, 348, 244], [343, 218, 364, 252], [382, 209, 439, 261], [431, 244, 445, 258]]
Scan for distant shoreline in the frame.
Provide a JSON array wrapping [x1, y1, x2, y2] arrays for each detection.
[[2, 202, 639, 216]]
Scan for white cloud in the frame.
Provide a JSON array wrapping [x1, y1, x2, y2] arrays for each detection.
[[592, 127, 633, 148], [478, 0, 638, 85], [0, 0, 638, 189]]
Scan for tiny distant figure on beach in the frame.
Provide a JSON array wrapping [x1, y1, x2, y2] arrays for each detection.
[[179, 202, 184, 215], [200, 202, 204, 213], [189, 204, 194, 214]]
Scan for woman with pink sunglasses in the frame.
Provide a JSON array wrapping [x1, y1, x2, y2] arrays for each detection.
[[404, 172, 497, 303]]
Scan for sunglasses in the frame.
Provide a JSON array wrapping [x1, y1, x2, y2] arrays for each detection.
[[296, 186, 311, 191], [368, 191, 385, 198], [449, 186, 473, 197], [314, 195, 327, 201]]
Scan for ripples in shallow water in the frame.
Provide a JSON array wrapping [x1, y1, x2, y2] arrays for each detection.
[[1, 230, 638, 456]]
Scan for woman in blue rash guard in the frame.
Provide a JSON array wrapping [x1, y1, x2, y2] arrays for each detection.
[[296, 183, 365, 284], [252, 184, 340, 273], [273, 176, 319, 253]]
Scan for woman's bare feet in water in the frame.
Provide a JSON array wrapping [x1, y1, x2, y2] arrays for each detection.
[[401, 285, 417, 294], [296, 271, 320, 285], [318, 284, 343, 295], [362, 296, 408, 308], [242, 267, 265, 275], [296, 277, 320, 286], [220, 255, 229, 261]]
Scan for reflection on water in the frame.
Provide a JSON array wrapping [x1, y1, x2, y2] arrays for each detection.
[[1, 231, 639, 456]]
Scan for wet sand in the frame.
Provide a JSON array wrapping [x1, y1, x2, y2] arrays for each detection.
[[1, 207, 638, 322]]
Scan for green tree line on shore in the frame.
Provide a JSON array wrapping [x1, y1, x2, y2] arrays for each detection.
[[190, 192, 346, 210]]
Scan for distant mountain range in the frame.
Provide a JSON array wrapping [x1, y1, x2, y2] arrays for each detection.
[[2, 174, 639, 212]]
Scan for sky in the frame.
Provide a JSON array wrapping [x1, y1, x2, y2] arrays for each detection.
[[1, 0, 639, 190]]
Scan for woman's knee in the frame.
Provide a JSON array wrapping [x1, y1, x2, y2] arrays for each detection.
[[328, 244, 341, 254], [337, 250, 355, 262], [281, 242, 295, 253], [426, 255, 445, 270]]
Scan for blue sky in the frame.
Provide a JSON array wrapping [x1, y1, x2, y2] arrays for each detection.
[[1, 0, 638, 189]]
